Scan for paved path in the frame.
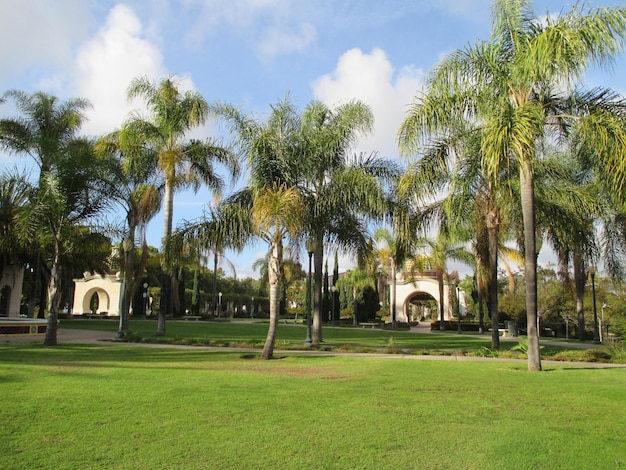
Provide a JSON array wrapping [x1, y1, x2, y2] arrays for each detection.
[[3, 326, 625, 369]]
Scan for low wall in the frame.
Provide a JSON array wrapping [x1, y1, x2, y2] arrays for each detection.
[[0, 318, 48, 336]]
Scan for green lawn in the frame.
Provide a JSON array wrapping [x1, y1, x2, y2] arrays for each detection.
[[57, 319, 541, 352], [0, 343, 624, 469], [58, 318, 622, 362]]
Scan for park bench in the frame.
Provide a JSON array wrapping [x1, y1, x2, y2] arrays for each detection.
[[181, 316, 202, 321], [360, 322, 379, 329], [498, 328, 508, 337]]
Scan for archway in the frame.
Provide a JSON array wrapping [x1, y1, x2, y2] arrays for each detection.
[[82, 288, 111, 315], [391, 273, 455, 324], [404, 291, 438, 323], [72, 273, 122, 316]]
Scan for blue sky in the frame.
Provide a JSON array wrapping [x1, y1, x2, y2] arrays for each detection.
[[1, 0, 625, 278]]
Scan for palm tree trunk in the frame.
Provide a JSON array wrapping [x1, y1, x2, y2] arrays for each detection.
[[391, 260, 397, 328], [262, 239, 282, 359], [438, 271, 445, 330], [520, 167, 542, 371], [212, 250, 218, 315], [312, 242, 323, 345], [486, 210, 500, 349], [489, 221, 500, 349], [573, 252, 586, 341], [352, 286, 358, 326], [157, 174, 175, 336], [43, 237, 62, 346]]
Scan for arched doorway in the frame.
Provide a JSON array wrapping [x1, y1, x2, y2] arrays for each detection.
[[82, 288, 111, 315], [404, 291, 438, 323]]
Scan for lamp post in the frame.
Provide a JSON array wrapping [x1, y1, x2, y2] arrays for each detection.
[[304, 238, 317, 347], [456, 281, 462, 334], [250, 297, 254, 319], [118, 237, 133, 339], [218, 292, 222, 318], [589, 267, 601, 344], [143, 282, 148, 320], [331, 285, 337, 327]]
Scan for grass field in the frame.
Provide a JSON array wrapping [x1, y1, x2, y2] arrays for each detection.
[[1, 330, 625, 469], [58, 318, 626, 362]]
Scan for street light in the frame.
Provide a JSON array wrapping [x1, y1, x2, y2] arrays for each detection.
[[304, 238, 317, 347], [250, 297, 254, 319], [589, 266, 601, 344], [456, 281, 462, 334], [218, 292, 223, 318]]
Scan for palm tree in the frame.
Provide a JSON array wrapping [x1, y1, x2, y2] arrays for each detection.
[[399, 0, 626, 371], [95, 130, 162, 335], [171, 204, 247, 316], [124, 76, 239, 335], [298, 100, 398, 345], [0, 90, 92, 318], [374, 227, 410, 328], [216, 97, 305, 359], [0, 171, 33, 290], [36, 139, 113, 345]]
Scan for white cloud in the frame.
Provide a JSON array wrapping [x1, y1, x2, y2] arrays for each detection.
[[74, 4, 166, 135], [258, 22, 317, 59], [312, 48, 424, 159], [0, 0, 91, 89]]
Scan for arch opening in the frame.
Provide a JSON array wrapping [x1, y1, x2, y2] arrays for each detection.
[[405, 291, 438, 323]]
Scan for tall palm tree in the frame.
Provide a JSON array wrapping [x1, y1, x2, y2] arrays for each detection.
[[216, 97, 304, 359], [95, 130, 162, 335], [0, 90, 91, 318], [124, 76, 239, 335], [298, 100, 398, 345], [36, 139, 113, 345], [399, 0, 626, 371]]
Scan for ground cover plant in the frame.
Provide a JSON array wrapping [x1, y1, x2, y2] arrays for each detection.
[[59, 319, 626, 363], [1, 343, 625, 469]]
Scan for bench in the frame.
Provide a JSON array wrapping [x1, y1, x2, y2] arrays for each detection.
[[498, 328, 508, 337], [360, 322, 379, 329], [181, 316, 202, 321], [282, 319, 302, 324]]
